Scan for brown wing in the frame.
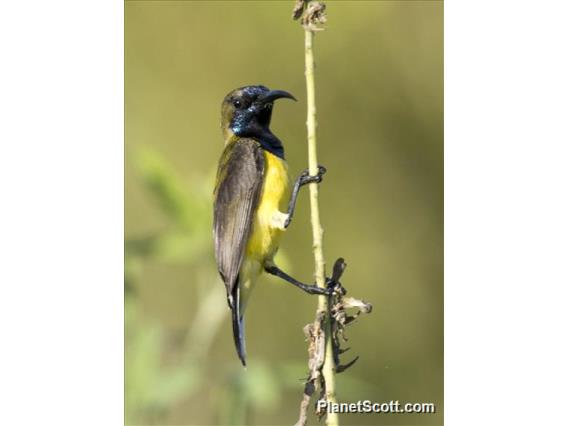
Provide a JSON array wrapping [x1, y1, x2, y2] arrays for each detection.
[[213, 139, 264, 306]]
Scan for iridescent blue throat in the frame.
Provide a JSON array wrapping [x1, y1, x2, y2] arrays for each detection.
[[231, 121, 285, 160]]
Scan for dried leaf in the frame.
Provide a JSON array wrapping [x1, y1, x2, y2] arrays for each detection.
[[292, 0, 307, 20], [301, 2, 327, 31]]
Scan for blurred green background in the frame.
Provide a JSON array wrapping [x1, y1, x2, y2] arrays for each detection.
[[125, 1, 443, 425]]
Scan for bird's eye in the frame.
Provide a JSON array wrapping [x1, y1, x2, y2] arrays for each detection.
[[233, 99, 242, 108]]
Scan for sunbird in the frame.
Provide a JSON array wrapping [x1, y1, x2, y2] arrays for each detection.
[[213, 85, 332, 366]]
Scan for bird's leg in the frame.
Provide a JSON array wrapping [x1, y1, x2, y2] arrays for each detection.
[[264, 262, 339, 296], [283, 165, 326, 228]]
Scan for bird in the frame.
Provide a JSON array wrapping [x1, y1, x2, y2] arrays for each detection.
[[213, 85, 332, 366]]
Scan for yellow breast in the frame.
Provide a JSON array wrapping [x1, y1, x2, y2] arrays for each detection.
[[245, 151, 290, 261]]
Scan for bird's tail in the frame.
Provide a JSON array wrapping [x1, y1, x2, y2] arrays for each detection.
[[230, 284, 247, 367]]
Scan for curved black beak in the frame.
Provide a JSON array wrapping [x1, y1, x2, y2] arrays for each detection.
[[259, 89, 297, 104]]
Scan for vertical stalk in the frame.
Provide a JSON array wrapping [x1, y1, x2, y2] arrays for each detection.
[[304, 29, 339, 426]]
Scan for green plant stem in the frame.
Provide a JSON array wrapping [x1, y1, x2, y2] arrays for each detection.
[[304, 28, 339, 426]]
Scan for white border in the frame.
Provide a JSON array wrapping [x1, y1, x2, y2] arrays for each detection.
[[0, 0, 123, 424], [446, 1, 568, 424]]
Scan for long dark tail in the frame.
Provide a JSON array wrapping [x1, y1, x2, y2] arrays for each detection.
[[230, 284, 247, 367]]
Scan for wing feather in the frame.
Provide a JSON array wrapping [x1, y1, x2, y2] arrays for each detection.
[[213, 139, 264, 304]]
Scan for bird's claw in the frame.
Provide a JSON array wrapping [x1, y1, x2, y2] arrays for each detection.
[[300, 165, 327, 185]]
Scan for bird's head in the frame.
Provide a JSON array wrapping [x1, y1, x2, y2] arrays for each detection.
[[221, 85, 296, 143]]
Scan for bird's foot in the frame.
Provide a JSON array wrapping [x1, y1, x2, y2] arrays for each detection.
[[299, 165, 327, 186]]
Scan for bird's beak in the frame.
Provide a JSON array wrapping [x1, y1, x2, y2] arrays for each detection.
[[259, 89, 297, 104]]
